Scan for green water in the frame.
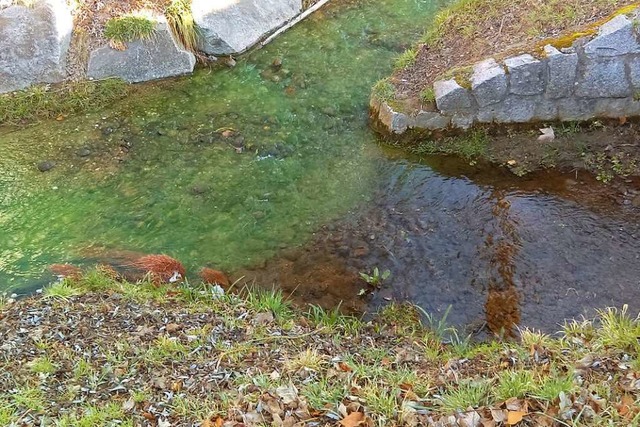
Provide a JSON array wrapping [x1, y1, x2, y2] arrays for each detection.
[[0, 0, 439, 290]]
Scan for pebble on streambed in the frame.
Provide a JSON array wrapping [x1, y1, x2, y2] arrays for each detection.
[[37, 160, 56, 172]]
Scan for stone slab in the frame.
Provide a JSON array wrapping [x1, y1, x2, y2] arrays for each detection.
[[584, 13, 640, 58], [544, 45, 578, 99], [471, 58, 507, 107], [504, 54, 545, 95], [575, 57, 630, 98], [87, 20, 196, 83], [434, 79, 472, 113], [0, 0, 72, 93], [193, 0, 301, 55], [412, 110, 451, 130]]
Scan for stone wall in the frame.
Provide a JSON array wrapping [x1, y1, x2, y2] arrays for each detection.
[[374, 8, 640, 134], [0, 0, 73, 94]]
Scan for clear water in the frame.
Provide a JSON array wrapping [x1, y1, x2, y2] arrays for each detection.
[[0, 0, 438, 289]]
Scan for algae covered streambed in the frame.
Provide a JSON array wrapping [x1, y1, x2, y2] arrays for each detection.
[[2, 0, 640, 333]]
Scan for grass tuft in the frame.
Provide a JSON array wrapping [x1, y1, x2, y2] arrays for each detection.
[[595, 305, 640, 352], [165, 0, 200, 54], [438, 380, 492, 412], [372, 78, 396, 102], [394, 48, 418, 70], [104, 15, 156, 44], [43, 280, 80, 300], [0, 79, 129, 126], [495, 370, 535, 401]]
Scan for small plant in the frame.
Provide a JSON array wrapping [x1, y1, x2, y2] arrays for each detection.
[[165, 0, 200, 54], [43, 280, 80, 300], [359, 267, 391, 287], [495, 370, 535, 401], [245, 288, 293, 321], [394, 48, 418, 70], [104, 15, 156, 44], [438, 380, 492, 412], [28, 357, 57, 375], [595, 305, 640, 352], [532, 375, 575, 401], [372, 78, 396, 102], [420, 87, 436, 103]]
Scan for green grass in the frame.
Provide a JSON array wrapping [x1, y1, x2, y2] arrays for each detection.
[[595, 305, 640, 352], [5, 271, 640, 426], [532, 374, 576, 401], [494, 370, 536, 401], [372, 78, 396, 103], [394, 48, 418, 70], [420, 87, 435, 103], [0, 399, 18, 426], [244, 287, 293, 321], [55, 403, 125, 427], [0, 79, 129, 126], [438, 380, 493, 412], [411, 129, 489, 161], [29, 357, 58, 375], [43, 280, 81, 300], [104, 15, 156, 44], [306, 304, 362, 334], [12, 386, 46, 412]]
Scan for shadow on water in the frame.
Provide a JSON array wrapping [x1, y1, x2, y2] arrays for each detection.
[[1, 0, 640, 333], [238, 152, 640, 334]]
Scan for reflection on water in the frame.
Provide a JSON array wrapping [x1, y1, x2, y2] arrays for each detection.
[[241, 155, 640, 332]]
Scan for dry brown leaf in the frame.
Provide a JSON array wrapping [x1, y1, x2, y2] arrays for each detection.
[[507, 410, 526, 425], [490, 408, 507, 422], [340, 411, 365, 427], [337, 362, 353, 372]]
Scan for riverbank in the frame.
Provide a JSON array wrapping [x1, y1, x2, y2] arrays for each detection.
[[1, 271, 640, 426], [371, 0, 640, 179]]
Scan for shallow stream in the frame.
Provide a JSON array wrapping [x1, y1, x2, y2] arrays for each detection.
[[2, 0, 640, 333]]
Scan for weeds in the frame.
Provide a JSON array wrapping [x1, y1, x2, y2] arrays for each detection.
[[495, 370, 536, 400], [438, 380, 492, 412], [43, 280, 80, 300], [372, 78, 396, 102], [0, 79, 129, 126], [104, 15, 156, 44], [394, 48, 418, 70], [165, 0, 200, 54]]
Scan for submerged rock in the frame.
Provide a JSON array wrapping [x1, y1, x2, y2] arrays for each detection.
[[37, 161, 56, 172]]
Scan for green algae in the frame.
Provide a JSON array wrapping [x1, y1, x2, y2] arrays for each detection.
[[0, 0, 439, 290]]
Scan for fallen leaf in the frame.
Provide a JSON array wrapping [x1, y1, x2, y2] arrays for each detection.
[[158, 418, 171, 427], [276, 384, 298, 405], [537, 127, 555, 143], [490, 408, 507, 423], [507, 410, 526, 425], [337, 361, 353, 372], [340, 411, 365, 427], [620, 116, 627, 125], [506, 159, 517, 166], [122, 397, 135, 412]]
